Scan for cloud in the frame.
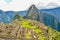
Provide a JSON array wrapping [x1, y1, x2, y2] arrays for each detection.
[[5, 0, 12, 3], [0, 0, 60, 11]]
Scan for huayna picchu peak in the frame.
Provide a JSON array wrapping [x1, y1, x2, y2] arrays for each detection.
[[25, 5, 40, 21]]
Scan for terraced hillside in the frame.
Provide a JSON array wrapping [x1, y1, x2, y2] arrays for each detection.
[[0, 18, 59, 40]]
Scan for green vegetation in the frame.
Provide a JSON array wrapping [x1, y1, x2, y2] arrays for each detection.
[[39, 35, 45, 40], [20, 20, 35, 28], [18, 18, 60, 40], [19, 19, 41, 34], [13, 14, 21, 20], [33, 28, 41, 34], [0, 18, 60, 40], [25, 33, 30, 39], [47, 27, 60, 40]]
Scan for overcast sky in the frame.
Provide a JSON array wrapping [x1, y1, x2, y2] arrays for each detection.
[[0, 0, 60, 11]]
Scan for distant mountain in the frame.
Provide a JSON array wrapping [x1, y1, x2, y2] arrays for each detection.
[[40, 7, 60, 22], [0, 10, 27, 23], [40, 7, 60, 31], [0, 10, 13, 23], [5, 11, 16, 22], [17, 11, 27, 16]]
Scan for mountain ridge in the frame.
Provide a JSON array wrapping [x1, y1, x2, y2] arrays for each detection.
[[0, 5, 60, 31]]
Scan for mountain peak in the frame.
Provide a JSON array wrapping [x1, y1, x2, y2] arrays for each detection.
[[31, 5, 36, 7], [29, 5, 37, 10], [25, 5, 40, 21]]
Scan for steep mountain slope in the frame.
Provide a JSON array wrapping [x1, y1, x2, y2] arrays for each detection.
[[0, 10, 13, 23], [24, 5, 40, 21], [40, 7, 60, 31], [40, 7, 60, 21]]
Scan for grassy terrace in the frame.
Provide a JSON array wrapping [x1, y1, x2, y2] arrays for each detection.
[[19, 18, 60, 40], [19, 19, 41, 33], [0, 18, 60, 40], [13, 19, 45, 40]]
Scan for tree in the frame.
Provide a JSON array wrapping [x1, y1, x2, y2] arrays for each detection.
[[13, 14, 20, 20]]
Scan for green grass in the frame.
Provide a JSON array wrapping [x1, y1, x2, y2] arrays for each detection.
[[25, 33, 30, 39], [19, 20, 41, 34], [20, 21, 35, 28], [33, 28, 41, 34], [39, 35, 45, 40]]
